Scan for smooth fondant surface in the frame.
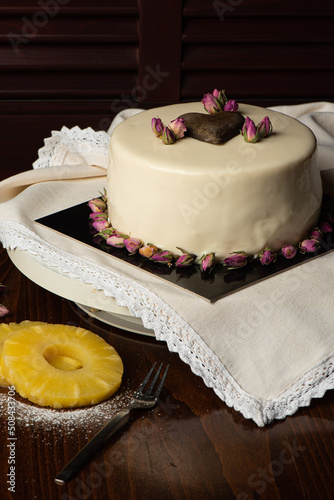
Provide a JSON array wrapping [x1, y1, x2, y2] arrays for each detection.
[[107, 102, 322, 260]]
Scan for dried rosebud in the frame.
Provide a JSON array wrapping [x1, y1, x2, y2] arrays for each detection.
[[281, 244, 297, 259], [124, 237, 143, 254], [200, 253, 216, 273], [299, 239, 319, 253], [259, 248, 277, 265], [150, 250, 173, 264], [309, 227, 322, 242], [106, 233, 126, 248], [168, 118, 187, 140], [139, 244, 159, 259], [92, 219, 111, 232], [319, 220, 333, 233], [242, 117, 260, 143], [151, 117, 164, 136], [0, 304, 9, 318], [213, 88, 228, 106], [224, 100, 239, 112], [224, 251, 248, 269], [100, 188, 107, 204], [257, 116, 273, 139], [88, 198, 106, 213], [89, 211, 107, 220], [161, 126, 176, 145], [202, 93, 223, 114], [97, 228, 115, 239], [175, 252, 194, 268]]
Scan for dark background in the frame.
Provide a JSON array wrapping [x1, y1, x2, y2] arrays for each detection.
[[1, 0, 333, 179]]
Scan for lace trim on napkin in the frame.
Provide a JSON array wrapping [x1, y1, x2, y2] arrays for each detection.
[[1, 219, 334, 427], [32, 126, 110, 170]]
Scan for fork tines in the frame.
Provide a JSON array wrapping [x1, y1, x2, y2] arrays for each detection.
[[136, 363, 169, 400]]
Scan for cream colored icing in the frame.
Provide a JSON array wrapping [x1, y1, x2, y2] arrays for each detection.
[[107, 102, 322, 260]]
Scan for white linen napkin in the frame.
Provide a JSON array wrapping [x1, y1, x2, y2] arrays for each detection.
[[0, 103, 334, 426]]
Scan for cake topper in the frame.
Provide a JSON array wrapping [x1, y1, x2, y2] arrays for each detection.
[[177, 110, 245, 144], [151, 88, 273, 145]]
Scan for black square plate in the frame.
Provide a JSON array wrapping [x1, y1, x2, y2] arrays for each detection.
[[35, 201, 334, 302]]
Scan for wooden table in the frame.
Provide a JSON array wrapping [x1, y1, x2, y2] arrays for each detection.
[[1, 244, 334, 500]]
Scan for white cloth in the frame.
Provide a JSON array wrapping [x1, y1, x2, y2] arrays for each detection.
[[0, 103, 334, 426]]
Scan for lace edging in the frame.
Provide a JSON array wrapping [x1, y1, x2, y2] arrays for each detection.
[[1, 219, 334, 427], [32, 126, 110, 169]]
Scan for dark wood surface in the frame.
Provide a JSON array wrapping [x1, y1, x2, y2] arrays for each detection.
[[1, 246, 334, 500]]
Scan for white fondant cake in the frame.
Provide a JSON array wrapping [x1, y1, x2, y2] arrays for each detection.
[[107, 102, 322, 261]]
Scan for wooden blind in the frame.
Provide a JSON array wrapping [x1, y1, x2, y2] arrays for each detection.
[[0, 0, 139, 177], [1, 0, 333, 104], [0, 0, 139, 99], [0, 0, 333, 177], [136, 0, 334, 106], [180, 0, 334, 106]]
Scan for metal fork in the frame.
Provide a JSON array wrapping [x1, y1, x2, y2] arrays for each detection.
[[55, 363, 169, 485]]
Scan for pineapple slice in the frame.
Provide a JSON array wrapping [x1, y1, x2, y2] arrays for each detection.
[[0, 321, 43, 387], [1, 322, 123, 408]]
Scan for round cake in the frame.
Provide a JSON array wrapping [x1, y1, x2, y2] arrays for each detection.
[[107, 101, 322, 261]]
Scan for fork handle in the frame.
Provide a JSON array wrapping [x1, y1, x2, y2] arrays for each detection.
[[55, 408, 131, 485]]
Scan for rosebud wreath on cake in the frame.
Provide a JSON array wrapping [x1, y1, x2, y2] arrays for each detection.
[[88, 189, 334, 273], [90, 90, 331, 273]]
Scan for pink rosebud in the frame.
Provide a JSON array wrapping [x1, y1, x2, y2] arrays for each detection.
[[299, 239, 319, 253], [309, 227, 322, 242], [151, 117, 164, 136], [161, 126, 176, 145], [212, 88, 228, 105], [89, 211, 107, 220], [168, 118, 187, 139], [259, 248, 277, 265], [92, 219, 111, 232], [200, 253, 216, 272], [224, 99, 239, 112], [123, 237, 143, 254], [150, 250, 173, 264], [281, 244, 297, 259], [97, 228, 114, 238], [175, 253, 194, 268], [224, 251, 248, 269], [0, 304, 9, 317], [88, 198, 106, 213], [139, 244, 159, 258], [242, 117, 260, 143], [201, 93, 223, 114], [319, 220, 333, 233], [257, 116, 273, 138], [106, 233, 126, 248]]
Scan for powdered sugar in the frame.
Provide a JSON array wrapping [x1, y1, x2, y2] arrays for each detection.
[[0, 382, 133, 435]]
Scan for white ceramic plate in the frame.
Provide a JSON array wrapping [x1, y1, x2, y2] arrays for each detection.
[[75, 303, 154, 336], [7, 248, 155, 337]]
